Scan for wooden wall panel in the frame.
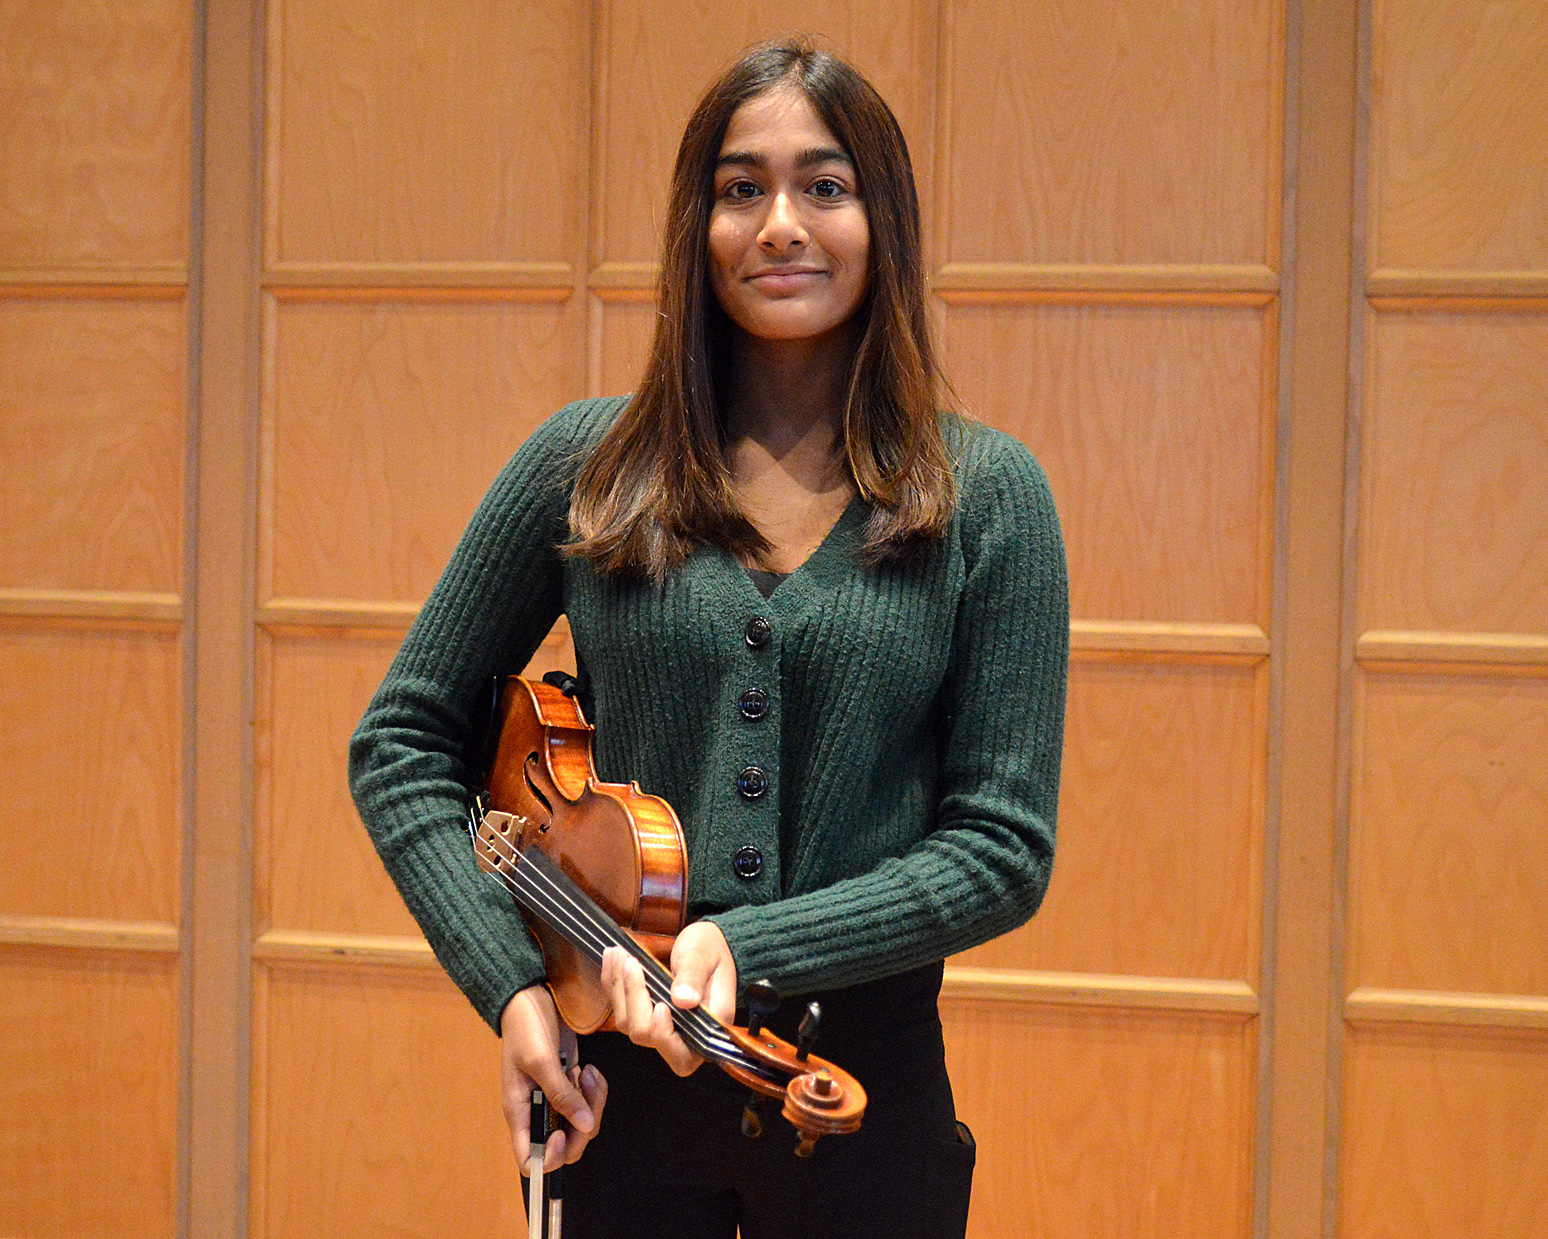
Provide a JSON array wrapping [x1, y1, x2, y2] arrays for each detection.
[[262, 296, 581, 605], [1359, 310, 1548, 634], [943, 301, 1274, 625], [0, 8, 192, 1237], [266, 0, 589, 268], [1370, 0, 1548, 274], [1350, 668, 1548, 996], [1348, 0, 1548, 1230], [594, 295, 656, 397], [0, 0, 190, 273], [956, 657, 1264, 982], [0, 298, 185, 594], [252, 963, 524, 1239], [0, 952, 178, 1239], [1340, 1024, 1548, 1239], [944, 1001, 1256, 1239], [941, 0, 1280, 268], [0, 624, 181, 923], [596, 0, 936, 272], [256, 631, 416, 937]]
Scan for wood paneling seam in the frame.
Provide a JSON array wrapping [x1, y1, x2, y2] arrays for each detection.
[[1345, 987, 1548, 1032], [1357, 630, 1548, 669], [1071, 620, 1271, 657], [267, 285, 572, 304], [945, 966, 1259, 1015], [935, 262, 1280, 294], [1367, 269, 1548, 299], [248, 935, 1262, 1016], [0, 915, 180, 954], [266, 261, 574, 288], [0, 276, 187, 299], [0, 589, 182, 623], [253, 929, 437, 969]]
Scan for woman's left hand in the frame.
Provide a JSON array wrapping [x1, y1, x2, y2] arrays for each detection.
[[601, 920, 737, 1076]]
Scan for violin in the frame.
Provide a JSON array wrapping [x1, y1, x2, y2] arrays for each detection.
[[468, 674, 867, 1157]]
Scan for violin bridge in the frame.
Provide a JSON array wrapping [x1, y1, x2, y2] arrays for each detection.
[[471, 807, 533, 875]]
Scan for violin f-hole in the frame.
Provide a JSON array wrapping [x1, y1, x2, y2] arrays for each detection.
[[522, 752, 555, 829]]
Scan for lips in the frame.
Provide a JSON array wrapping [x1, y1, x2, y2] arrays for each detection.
[[745, 266, 827, 292]]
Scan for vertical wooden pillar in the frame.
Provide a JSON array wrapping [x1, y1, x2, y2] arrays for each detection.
[[1266, 0, 1358, 1235], [185, 0, 261, 1234]]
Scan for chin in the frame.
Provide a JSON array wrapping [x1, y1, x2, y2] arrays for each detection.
[[735, 312, 850, 344]]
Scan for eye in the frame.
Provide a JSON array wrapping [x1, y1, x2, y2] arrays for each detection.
[[720, 178, 762, 202], [809, 177, 846, 200]]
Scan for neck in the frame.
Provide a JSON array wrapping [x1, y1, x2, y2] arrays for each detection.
[[720, 326, 856, 449]]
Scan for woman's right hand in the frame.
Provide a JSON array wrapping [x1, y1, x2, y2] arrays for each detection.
[[500, 984, 608, 1173]]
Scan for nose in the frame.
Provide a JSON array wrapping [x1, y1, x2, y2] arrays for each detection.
[[758, 190, 808, 252]]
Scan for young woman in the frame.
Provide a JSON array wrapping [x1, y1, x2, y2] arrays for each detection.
[[350, 39, 1067, 1239]]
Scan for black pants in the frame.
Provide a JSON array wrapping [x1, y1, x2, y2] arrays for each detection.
[[540, 962, 975, 1238]]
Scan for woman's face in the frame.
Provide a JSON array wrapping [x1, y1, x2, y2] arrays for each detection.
[[707, 85, 871, 346]]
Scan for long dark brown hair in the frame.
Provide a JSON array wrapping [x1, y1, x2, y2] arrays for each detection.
[[567, 39, 956, 578]]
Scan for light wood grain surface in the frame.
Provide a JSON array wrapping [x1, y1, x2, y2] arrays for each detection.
[[945, 300, 1275, 625], [0, 952, 179, 1236], [0, 0, 191, 271], [1340, 1024, 1548, 1238], [0, 624, 182, 923], [1351, 668, 1548, 996], [940, 0, 1281, 267], [0, 299, 185, 594], [4, 1, 1545, 1237], [1360, 310, 1548, 635], [1370, 0, 1548, 274]]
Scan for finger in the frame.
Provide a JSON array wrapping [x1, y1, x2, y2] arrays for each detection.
[[502, 1072, 535, 1169], [668, 927, 709, 1008], [670, 921, 735, 1013], [499, 987, 595, 1164], [704, 947, 738, 1025], [527, 1053, 596, 1141], [607, 948, 659, 1043], [560, 1064, 609, 1165], [600, 947, 636, 1033], [648, 997, 703, 1077]]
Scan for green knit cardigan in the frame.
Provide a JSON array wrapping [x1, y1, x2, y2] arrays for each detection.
[[349, 396, 1068, 1033]]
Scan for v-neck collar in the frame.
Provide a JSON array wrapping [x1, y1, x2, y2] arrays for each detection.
[[715, 495, 868, 610]]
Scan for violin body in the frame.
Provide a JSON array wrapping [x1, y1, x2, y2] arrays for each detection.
[[485, 676, 686, 1033], [474, 674, 866, 1151]]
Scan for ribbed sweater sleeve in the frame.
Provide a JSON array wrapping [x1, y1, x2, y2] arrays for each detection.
[[706, 431, 1068, 994], [347, 399, 615, 1031]]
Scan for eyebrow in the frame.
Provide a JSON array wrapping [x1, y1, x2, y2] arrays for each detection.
[[714, 145, 854, 172]]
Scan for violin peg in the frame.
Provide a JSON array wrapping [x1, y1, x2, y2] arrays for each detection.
[[745, 979, 779, 1037], [794, 1132, 819, 1159], [796, 1001, 822, 1062], [740, 1093, 765, 1139]]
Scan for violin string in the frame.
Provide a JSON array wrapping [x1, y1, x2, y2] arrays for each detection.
[[478, 837, 749, 1070], [475, 829, 738, 1062], [474, 827, 760, 1072], [476, 827, 651, 980], [477, 828, 651, 981], [482, 819, 738, 1059]]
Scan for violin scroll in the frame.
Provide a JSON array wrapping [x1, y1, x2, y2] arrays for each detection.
[[719, 1018, 865, 1156]]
